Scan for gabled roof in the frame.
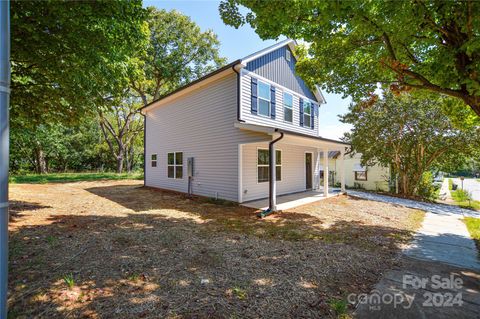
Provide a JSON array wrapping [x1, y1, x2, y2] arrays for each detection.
[[241, 39, 297, 64], [141, 40, 326, 113]]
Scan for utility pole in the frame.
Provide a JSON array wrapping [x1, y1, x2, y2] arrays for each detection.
[[0, 0, 10, 317]]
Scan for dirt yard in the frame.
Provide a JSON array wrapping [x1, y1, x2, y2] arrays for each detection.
[[8, 180, 424, 318]]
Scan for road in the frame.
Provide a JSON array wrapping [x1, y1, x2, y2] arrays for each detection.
[[453, 178, 480, 201]]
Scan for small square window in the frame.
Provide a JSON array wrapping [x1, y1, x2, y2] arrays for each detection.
[[286, 50, 291, 62], [151, 154, 157, 167]]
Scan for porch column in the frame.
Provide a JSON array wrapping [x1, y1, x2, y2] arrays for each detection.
[[339, 149, 346, 192], [323, 149, 329, 196]]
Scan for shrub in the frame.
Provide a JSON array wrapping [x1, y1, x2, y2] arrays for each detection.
[[416, 172, 439, 201]]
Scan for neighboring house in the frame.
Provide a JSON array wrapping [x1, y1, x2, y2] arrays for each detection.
[[142, 40, 362, 210], [332, 153, 390, 192]]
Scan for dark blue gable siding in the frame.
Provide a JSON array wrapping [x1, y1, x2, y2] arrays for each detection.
[[245, 46, 317, 101]]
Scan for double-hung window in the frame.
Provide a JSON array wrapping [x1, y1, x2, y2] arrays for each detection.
[[151, 154, 157, 167], [258, 81, 271, 117], [167, 152, 183, 179], [283, 92, 293, 123], [303, 100, 312, 127], [257, 149, 281, 183]]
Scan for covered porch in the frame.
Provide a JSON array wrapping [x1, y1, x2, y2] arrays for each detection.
[[242, 187, 342, 211], [236, 123, 349, 212]]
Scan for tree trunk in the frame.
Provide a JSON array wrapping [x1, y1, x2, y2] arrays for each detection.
[[34, 144, 47, 174], [116, 154, 124, 173]]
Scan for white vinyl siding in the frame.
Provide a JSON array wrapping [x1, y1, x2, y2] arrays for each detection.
[[242, 142, 322, 202], [145, 73, 269, 201], [240, 70, 319, 136]]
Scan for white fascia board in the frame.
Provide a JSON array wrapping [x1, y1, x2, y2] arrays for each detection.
[[241, 39, 296, 64]]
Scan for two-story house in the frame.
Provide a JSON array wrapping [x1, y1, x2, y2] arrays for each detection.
[[141, 40, 355, 211]]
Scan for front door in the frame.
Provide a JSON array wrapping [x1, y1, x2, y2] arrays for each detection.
[[305, 153, 312, 189]]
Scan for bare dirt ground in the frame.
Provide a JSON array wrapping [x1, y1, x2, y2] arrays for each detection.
[[8, 180, 424, 318]]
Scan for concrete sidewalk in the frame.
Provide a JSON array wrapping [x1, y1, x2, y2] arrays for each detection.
[[405, 212, 480, 271], [350, 190, 480, 318]]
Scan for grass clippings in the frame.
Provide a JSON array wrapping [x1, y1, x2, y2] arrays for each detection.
[[8, 180, 424, 318]]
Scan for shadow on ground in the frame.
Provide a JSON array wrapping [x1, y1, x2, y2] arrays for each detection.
[[8, 183, 424, 318]]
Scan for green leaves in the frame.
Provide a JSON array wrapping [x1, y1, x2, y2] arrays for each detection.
[[341, 92, 480, 196], [131, 7, 227, 104], [11, 0, 148, 127], [219, 0, 480, 117]]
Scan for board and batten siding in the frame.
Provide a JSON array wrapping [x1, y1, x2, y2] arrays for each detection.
[[245, 45, 317, 100], [241, 142, 322, 202], [240, 70, 320, 136], [145, 73, 268, 201]]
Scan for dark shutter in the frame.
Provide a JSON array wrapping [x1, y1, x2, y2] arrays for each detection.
[[251, 77, 258, 114], [299, 98, 304, 126], [311, 108, 315, 129], [270, 86, 276, 119], [311, 103, 317, 129]]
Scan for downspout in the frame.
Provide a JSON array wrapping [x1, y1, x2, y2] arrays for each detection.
[[231, 64, 245, 123], [258, 131, 284, 218], [141, 112, 146, 186]]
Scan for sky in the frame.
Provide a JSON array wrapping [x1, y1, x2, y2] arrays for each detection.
[[144, 0, 352, 140]]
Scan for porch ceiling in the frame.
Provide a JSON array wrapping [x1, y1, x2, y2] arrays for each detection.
[[234, 122, 349, 151]]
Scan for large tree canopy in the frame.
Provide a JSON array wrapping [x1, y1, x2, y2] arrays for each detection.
[[219, 0, 480, 116], [341, 92, 480, 197], [130, 8, 226, 105], [11, 0, 148, 127]]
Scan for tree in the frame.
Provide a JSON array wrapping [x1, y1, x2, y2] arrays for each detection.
[[98, 96, 144, 173], [341, 92, 480, 197], [10, 1, 149, 174], [219, 0, 480, 117], [10, 0, 148, 127], [130, 8, 226, 106]]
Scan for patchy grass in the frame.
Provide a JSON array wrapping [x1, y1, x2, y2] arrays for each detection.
[[10, 172, 143, 184], [8, 180, 424, 318], [463, 217, 480, 253], [451, 189, 480, 211], [448, 178, 453, 190]]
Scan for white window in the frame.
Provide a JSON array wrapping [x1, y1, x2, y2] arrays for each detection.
[[258, 80, 271, 117], [167, 152, 183, 179], [151, 154, 157, 167], [286, 50, 291, 62], [355, 171, 367, 181], [283, 92, 293, 123], [303, 100, 312, 126], [257, 149, 281, 183]]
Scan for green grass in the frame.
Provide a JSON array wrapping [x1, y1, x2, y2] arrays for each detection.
[[10, 172, 143, 184], [463, 217, 480, 253], [448, 178, 453, 190], [451, 189, 480, 211], [63, 273, 75, 290]]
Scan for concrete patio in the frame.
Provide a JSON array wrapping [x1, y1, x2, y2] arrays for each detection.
[[242, 188, 343, 210]]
